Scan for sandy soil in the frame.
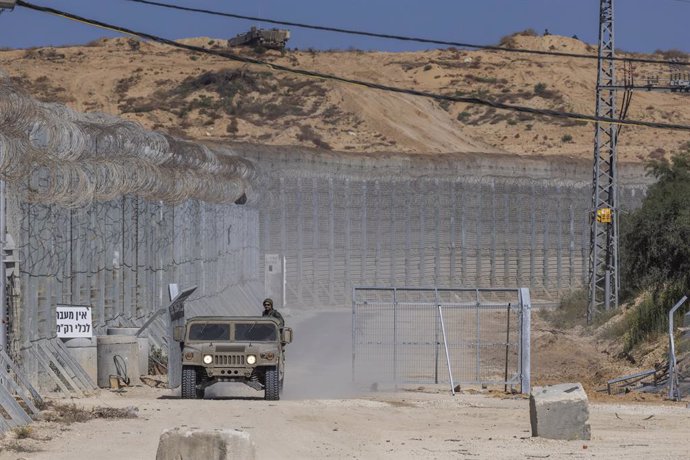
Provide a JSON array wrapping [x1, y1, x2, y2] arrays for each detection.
[[2, 386, 689, 460], [1, 34, 687, 161], [1, 310, 688, 459]]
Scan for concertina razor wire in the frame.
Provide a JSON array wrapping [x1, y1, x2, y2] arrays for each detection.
[[0, 75, 255, 207]]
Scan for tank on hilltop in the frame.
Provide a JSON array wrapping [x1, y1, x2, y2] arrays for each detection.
[[228, 27, 290, 50]]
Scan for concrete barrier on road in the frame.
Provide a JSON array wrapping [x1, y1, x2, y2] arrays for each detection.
[[530, 383, 591, 441], [156, 427, 256, 460]]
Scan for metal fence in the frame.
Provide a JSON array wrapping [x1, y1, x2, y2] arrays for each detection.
[[0, 76, 657, 410], [0, 77, 263, 397], [9, 191, 262, 391], [248, 148, 650, 309], [352, 287, 531, 393]]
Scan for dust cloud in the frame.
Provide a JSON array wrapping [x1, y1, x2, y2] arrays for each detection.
[[282, 309, 364, 400]]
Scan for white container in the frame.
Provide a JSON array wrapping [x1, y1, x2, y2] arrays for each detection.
[[96, 335, 140, 388], [107, 327, 149, 376], [62, 337, 98, 384]]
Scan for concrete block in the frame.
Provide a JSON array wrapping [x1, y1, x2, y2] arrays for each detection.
[[530, 383, 591, 440], [156, 427, 255, 460], [62, 337, 98, 384]]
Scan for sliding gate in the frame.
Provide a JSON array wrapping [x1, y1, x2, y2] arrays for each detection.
[[352, 287, 531, 393]]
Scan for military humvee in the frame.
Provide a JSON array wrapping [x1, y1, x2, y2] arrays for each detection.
[[178, 316, 293, 400]]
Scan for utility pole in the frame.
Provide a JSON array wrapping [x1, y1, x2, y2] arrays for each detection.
[[588, 1, 690, 322], [588, 0, 618, 322]]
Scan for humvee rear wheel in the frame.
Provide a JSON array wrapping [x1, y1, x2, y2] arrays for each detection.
[[264, 366, 280, 401], [181, 366, 199, 399]]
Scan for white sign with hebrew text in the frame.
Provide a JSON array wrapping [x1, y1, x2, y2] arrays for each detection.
[[56, 306, 93, 338]]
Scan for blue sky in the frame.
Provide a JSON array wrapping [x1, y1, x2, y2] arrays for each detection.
[[0, 0, 688, 53]]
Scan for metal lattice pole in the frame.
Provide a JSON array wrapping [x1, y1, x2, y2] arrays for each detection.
[[588, 0, 619, 322]]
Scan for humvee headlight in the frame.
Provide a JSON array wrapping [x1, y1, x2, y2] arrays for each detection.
[[265, 352, 275, 360], [203, 354, 213, 364], [184, 352, 194, 361], [246, 355, 257, 365]]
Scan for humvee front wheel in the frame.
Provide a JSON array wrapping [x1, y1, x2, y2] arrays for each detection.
[[181, 366, 199, 399], [264, 366, 280, 401]]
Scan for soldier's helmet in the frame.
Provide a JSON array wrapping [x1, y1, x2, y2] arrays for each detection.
[[263, 298, 273, 308]]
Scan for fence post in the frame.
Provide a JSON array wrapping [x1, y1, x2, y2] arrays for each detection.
[[519, 287, 532, 394], [393, 287, 398, 386], [475, 288, 480, 381], [351, 286, 356, 383], [668, 296, 688, 401], [434, 287, 440, 384], [504, 302, 511, 393], [438, 304, 455, 396]]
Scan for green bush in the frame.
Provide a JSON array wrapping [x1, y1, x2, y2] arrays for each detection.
[[457, 111, 471, 123], [621, 151, 690, 291], [534, 83, 547, 95], [561, 134, 573, 143], [620, 150, 690, 349]]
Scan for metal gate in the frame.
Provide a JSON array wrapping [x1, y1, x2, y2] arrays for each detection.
[[352, 287, 531, 393]]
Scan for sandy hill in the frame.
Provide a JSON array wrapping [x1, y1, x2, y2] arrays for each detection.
[[1, 33, 688, 162]]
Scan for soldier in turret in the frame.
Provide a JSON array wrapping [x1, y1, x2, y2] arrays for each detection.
[[262, 298, 284, 328]]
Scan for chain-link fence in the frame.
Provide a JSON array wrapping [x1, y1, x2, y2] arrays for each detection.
[[247, 148, 650, 309], [352, 287, 531, 392], [0, 77, 262, 392], [10, 191, 261, 387], [0, 75, 655, 396]]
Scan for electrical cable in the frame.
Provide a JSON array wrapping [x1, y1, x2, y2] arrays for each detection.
[[124, 0, 690, 67], [15, 0, 690, 132], [113, 354, 130, 385]]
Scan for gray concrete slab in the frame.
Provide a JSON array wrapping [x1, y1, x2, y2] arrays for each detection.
[[530, 382, 591, 441], [156, 427, 255, 460]]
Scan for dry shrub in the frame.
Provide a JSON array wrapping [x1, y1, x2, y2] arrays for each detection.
[[46, 402, 138, 424], [3, 441, 40, 453], [13, 426, 34, 439], [23, 48, 65, 61], [655, 49, 688, 60], [498, 29, 538, 48], [297, 125, 331, 150], [11, 75, 74, 103], [114, 75, 141, 96], [119, 69, 335, 128], [541, 290, 588, 329]]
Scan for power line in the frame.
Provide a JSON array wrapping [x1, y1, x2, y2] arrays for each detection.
[[14, 0, 690, 132], [124, 0, 690, 67]]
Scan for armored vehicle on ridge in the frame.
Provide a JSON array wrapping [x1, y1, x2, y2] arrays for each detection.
[[178, 316, 293, 400], [227, 27, 290, 50]]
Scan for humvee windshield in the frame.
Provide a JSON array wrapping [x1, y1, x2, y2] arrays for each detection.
[[188, 323, 230, 341], [235, 323, 278, 341], [187, 322, 278, 342]]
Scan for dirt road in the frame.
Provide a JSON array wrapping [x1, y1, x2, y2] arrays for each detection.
[[2, 311, 689, 459], [3, 386, 690, 460]]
